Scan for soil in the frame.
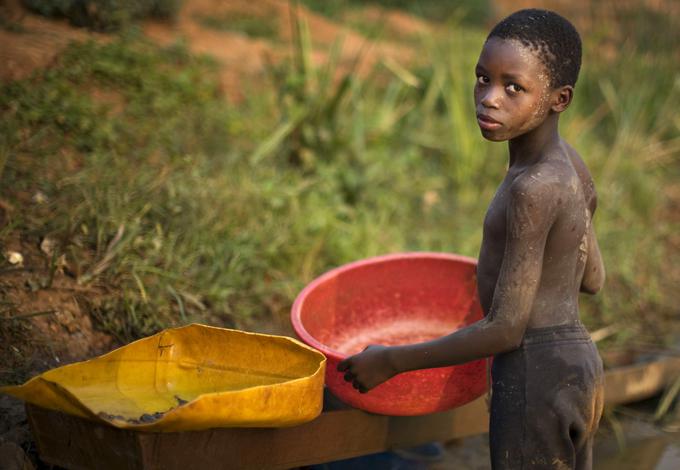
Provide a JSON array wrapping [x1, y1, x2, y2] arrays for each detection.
[[0, 0, 102, 82], [97, 395, 189, 425], [0, 232, 116, 382], [1, 0, 426, 101], [0, 212, 117, 467]]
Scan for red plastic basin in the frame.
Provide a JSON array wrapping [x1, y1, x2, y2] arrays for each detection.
[[291, 252, 487, 416]]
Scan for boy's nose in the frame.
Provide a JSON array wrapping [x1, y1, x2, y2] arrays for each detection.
[[480, 89, 501, 109]]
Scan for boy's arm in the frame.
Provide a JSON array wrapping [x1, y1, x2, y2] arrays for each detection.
[[338, 176, 558, 392], [580, 197, 605, 294]]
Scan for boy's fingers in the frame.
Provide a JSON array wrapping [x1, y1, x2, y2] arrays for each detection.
[[337, 359, 350, 372], [344, 371, 355, 382]]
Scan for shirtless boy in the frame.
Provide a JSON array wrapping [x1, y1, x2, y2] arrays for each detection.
[[338, 9, 606, 469]]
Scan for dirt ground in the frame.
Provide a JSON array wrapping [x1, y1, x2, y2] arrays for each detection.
[[1, 0, 426, 100], [0, 0, 98, 82]]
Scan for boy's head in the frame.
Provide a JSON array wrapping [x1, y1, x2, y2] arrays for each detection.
[[475, 9, 582, 141], [488, 9, 582, 88]]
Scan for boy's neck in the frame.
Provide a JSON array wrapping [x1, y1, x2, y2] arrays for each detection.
[[507, 114, 561, 168]]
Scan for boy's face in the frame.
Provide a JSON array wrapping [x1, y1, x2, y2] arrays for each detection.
[[474, 37, 556, 141]]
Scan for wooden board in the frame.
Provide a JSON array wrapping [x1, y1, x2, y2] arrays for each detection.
[[603, 356, 680, 406], [26, 397, 489, 470], [26, 356, 680, 470]]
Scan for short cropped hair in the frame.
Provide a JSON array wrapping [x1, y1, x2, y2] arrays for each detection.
[[487, 9, 582, 88]]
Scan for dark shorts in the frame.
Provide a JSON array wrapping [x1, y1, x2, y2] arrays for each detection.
[[489, 323, 605, 470]]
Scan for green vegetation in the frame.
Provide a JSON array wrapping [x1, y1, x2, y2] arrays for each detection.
[[194, 12, 278, 39], [301, 0, 491, 26], [22, 0, 182, 30], [1, 3, 678, 349]]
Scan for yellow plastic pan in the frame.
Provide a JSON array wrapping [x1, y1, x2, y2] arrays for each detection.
[[1, 324, 326, 432]]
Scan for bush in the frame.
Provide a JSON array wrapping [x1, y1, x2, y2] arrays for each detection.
[[22, 0, 182, 31]]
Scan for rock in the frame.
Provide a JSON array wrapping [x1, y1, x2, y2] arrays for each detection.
[[4, 251, 23, 266]]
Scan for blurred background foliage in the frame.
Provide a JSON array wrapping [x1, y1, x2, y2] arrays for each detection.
[[21, 0, 182, 30], [1, 0, 678, 350], [300, 0, 492, 26]]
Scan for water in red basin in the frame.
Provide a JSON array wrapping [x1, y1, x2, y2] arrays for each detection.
[[329, 318, 462, 356], [291, 252, 488, 416]]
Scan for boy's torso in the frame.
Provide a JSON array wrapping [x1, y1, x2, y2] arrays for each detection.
[[477, 139, 595, 328]]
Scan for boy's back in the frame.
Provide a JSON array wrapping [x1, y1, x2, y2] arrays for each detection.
[[477, 141, 599, 330], [479, 142, 605, 470]]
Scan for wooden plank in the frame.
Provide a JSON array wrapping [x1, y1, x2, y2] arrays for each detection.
[[604, 356, 680, 406], [386, 396, 488, 448], [26, 405, 144, 470], [25, 356, 680, 470], [134, 397, 491, 470], [138, 409, 389, 470]]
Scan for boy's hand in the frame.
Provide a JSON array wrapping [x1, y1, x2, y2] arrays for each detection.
[[337, 345, 398, 393]]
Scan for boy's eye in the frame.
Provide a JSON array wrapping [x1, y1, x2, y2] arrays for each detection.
[[506, 83, 523, 93], [477, 75, 490, 85]]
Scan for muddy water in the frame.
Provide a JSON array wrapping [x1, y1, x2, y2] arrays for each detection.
[[430, 417, 680, 469], [593, 419, 680, 470], [596, 436, 680, 470], [329, 319, 461, 355]]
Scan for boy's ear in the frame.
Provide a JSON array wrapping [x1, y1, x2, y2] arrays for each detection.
[[551, 85, 574, 113]]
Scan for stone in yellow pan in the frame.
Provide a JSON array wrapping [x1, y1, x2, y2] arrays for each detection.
[[1, 324, 326, 432]]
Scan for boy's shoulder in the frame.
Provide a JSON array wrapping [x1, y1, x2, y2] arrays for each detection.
[[508, 143, 590, 215], [509, 158, 571, 200]]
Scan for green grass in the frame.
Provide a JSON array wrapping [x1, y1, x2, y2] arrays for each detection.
[[1, 5, 678, 349], [194, 12, 278, 39]]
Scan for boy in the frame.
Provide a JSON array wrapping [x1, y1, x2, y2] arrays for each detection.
[[338, 9, 605, 470]]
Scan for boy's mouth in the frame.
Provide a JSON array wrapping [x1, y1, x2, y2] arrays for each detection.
[[477, 113, 502, 130]]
